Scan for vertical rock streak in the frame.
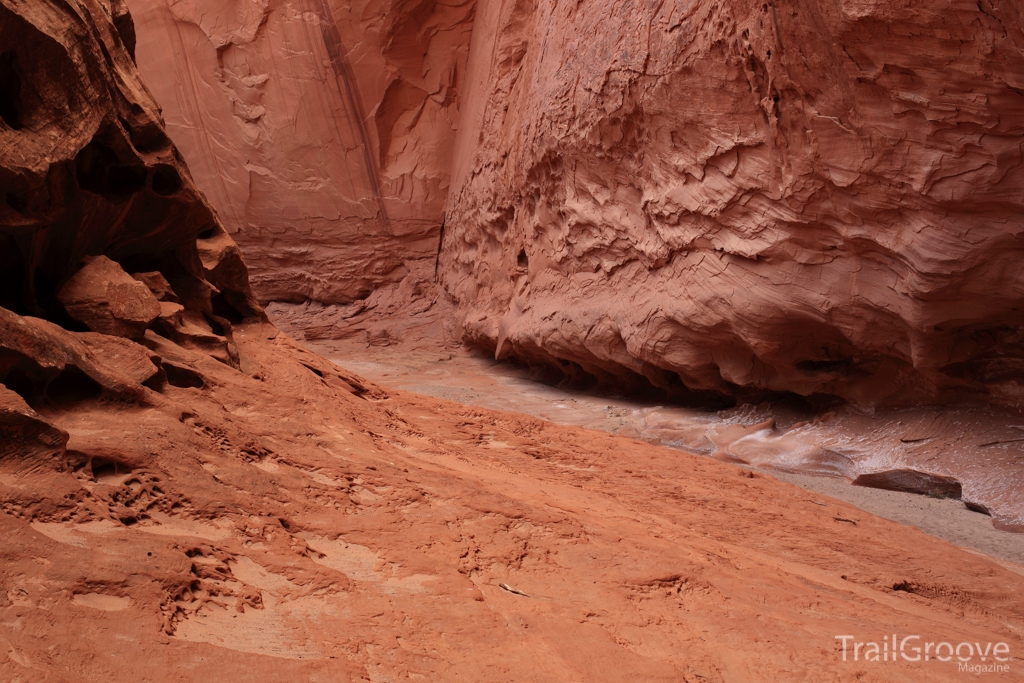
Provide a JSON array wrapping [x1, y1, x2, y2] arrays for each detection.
[[126, 0, 474, 304], [310, 0, 391, 231]]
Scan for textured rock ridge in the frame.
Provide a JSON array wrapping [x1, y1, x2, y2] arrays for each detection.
[[125, 0, 475, 304], [0, 0, 260, 325], [0, 0, 260, 448], [442, 0, 1024, 407]]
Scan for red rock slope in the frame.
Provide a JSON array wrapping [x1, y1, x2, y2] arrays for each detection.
[[1, 1, 1023, 681], [7, 330, 1024, 682], [442, 0, 1024, 407]]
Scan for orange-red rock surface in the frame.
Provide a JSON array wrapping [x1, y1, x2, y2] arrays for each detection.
[[7, 327, 1024, 682], [130, 0, 1024, 410], [3, 0, 1024, 680], [125, 0, 474, 304], [442, 0, 1024, 407]]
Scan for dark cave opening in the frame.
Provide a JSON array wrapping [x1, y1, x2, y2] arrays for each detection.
[[151, 164, 182, 196], [0, 51, 24, 130], [46, 366, 102, 405], [75, 138, 146, 199], [0, 235, 26, 314], [2, 367, 35, 402]]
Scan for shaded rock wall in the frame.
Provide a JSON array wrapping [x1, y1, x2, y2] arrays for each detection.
[[125, 0, 475, 304], [0, 0, 259, 323], [442, 0, 1024, 407], [0, 0, 260, 431]]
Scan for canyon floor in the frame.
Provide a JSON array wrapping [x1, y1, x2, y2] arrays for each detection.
[[2, 319, 1023, 682], [288, 334, 1024, 568]]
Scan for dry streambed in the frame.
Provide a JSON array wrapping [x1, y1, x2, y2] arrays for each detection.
[[302, 339, 1024, 566]]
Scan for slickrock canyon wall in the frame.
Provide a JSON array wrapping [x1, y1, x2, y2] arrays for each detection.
[[442, 0, 1024, 407], [125, 0, 474, 304], [132, 0, 1024, 410], [2, 1, 1024, 680]]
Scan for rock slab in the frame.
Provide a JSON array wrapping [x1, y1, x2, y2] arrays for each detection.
[[58, 255, 162, 338]]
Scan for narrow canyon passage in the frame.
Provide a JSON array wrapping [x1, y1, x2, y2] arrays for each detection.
[[4, 0, 1024, 679]]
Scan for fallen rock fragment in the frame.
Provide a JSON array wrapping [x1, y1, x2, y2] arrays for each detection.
[[0, 306, 159, 405], [0, 385, 68, 460], [965, 500, 992, 516], [132, 271, 179, 302], [852, 469, 963, 499], [196, 229, 262, 322], [58, 256, 161, 339]]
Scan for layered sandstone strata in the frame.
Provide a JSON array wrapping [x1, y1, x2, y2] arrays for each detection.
[[125, 0, 474, 304], [442, 0, 1024, 407], [2, 2, 1024, 680]]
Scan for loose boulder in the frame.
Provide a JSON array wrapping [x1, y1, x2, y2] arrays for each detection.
[[58, 256, 161, 338], [852, 469, 963, 499]]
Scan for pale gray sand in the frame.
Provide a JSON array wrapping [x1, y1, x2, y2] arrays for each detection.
[[763, 469, 1024, 567]]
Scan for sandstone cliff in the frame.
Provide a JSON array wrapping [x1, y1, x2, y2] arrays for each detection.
[[2, 1, 1024, 680], [125, 0, 475, 304], [130, 0, 1024, 409], [442, 0, 1024, 407]]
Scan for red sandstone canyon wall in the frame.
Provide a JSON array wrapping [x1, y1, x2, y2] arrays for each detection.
[[3, 3, 1024, 679], [124, 0, 475, 304], [126, 0, 1024, 408], [442, 0, 1024, 407]]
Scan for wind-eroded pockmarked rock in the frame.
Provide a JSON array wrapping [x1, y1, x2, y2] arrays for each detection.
[[125, 0, 476, 304], [442, 0, 1024, 407], [0, 0, 260, 437], [0, 0, 260, 324]]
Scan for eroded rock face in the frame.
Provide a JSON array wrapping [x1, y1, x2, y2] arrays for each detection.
[[125, 0, 475, 304], [442, 0, 1024, 407], [0, 0, 261, 423], [4, 2, 1024, 678], [0, 0, 259, 323], [0, 385, 68, 460], [0, 306, 162, 405]]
